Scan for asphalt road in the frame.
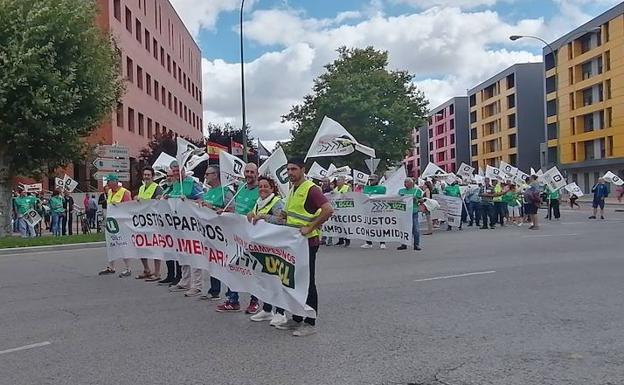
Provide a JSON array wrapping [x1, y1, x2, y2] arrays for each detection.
[[1, 206, 623, 385]]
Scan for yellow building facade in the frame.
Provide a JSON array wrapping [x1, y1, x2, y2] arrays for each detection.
[[546, 3, 624, 192]]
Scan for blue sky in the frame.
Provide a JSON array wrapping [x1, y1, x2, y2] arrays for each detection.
[[172, 0, 621, 143]]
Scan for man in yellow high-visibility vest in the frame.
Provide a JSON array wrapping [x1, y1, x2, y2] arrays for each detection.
[[134, 167, 164, 281], [98, 173, 132, 278], [275, 158, 334, 337]]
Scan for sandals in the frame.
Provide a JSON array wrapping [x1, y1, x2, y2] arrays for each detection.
[[145, 274, 161, 282], [98, 267, 115, 276], [135, 271, 152, 279]]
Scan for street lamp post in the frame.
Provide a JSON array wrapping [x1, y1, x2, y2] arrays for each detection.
[[240, 0, 248, 162], [509, 35, 557, 169]]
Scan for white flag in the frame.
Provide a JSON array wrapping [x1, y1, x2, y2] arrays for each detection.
[[542, 166, 566, 191], [603, 171, 624, 186], [55, 177, 64, 191], [307, 162, 329, 180], [152, 152, 177, 172], [305, 116, 375, 160], [258, 146, 290, 197], [530, 167, 537, 176], [328, 165, 351, 181], [499, 161, 517, 177], [63, 174, 79, 192], [352, 169, 370, 186], [382, 165, 407, 195], [421, 162, 448, 178], [485, 165, 503, 181], [176, 137, 204, 168], [186, 153, 210, 171], [564, 182, 584, 197], [456, 163, 474, 179], [219, 150, 245, 186], [20, 183, 43, 193], [513, 170, 530, 185]]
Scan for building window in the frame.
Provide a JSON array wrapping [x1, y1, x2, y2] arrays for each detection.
[[581, 61, 592, 80], [548, 122, 557, 140], [168, 92, 172, 110], [545, 76, 556, 94], [469, 94, 476, 107], [507, 94, 515, 109], [450, 133, 455, 144], [582, 88, 592, 106], [605, 79, 611, 99], [429, 142, 433, 151], [583, 113, 594, 132], [471, 144, 478, 156], [606, 107, 612, 127], [546, 100, 556, 117], [572, 144, 577, 161], [113, 0, 121, 21], [178, 68, 182, 83], [607, 136, 613, 157], [153, 39, 158, 60], [508, 113, 516, 129], [154, 80, 159, 101], [509, 134, 517, 148], [605, 51, 611, 71], [173, 62, 177, 79], [600, 138, 606, 159], [145, 30, 150, 51], [450, 148, 455, 159], [545, 51, 555, 71], [126, 57, 133, 82], [568, 67, 574, 86], [135, 19, 142, 43], [116, 103, 123, 127], [179, 101, 182, 117], [128, 107, 135, 132], [147, 118, 153, 139], [160, 47, 165, 66], [125, 7, 132, 33], [470, 111, 477, 124], [470, 127, 477, 140], [155, 122, 160, 136], [569, 93, 575, 110], [161, 86, 166, 106], [146, 73, 151, 95], [174, 97, 178, 114], [137, 66, 143, 89], [506, 73, 515, 89], [138, 113, 144, 136], [167, 54, 171, 73]]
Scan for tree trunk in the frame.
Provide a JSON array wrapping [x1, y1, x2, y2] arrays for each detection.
[[0, 151, 13, 237]]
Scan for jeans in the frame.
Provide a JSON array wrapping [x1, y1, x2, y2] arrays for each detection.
[[207, 276, 221, 296], [226, 290, 258, 305], [494, 202, 505, 225], [86, 209, 97, 228], [468, 202, 481, 225], [480, 203, 494, 227], [293, 245, 319, 326], [51, 213, 64, 236], [17, 217, 34, 238]]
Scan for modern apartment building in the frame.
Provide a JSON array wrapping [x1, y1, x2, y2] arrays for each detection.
[[68, 0, 204, 188], [403, 128, 421, 177], [426, 97, 470, 173], [544, 2, 624, 192], [418, 125, 429, 176], [468, 63, 544, 172]]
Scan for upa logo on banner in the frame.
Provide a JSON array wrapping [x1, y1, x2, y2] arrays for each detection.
[[106, 218, 120, 234]]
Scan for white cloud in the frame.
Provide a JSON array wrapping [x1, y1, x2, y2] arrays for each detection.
[[197, 2, 613, 141], [170, 0, 258, 36]]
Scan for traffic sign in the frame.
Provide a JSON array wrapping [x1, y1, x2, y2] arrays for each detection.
[[364, 158, 380, 174], [95, 171, 131, 182], [95, 145, 129, 159], [93, 158, 130, 171]]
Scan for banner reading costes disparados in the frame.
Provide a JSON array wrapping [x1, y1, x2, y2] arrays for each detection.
[[105, 200, 314, 318]]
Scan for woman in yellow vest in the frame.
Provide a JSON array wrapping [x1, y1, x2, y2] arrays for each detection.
[[246, 176, 288, 326], [135, 167, 165, 281], [98, 173, 133, 278]]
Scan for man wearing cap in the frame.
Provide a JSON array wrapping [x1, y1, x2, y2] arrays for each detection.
[[135, 167, 165, 281], [361, 175, 387, 249], [99, 173, 133, 277], [275, 158, 333, 337], [333, 176, 351, 247]]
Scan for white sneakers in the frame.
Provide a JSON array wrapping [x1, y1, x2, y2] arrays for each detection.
[[184, 288, 201, 297], [270, 313, 287, 327], [250, 310, 273, 322], [380, 243, 386, 249], [360, 243, 373, 249]]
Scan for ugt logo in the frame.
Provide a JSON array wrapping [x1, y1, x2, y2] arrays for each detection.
[[105, 218, 120, 234]]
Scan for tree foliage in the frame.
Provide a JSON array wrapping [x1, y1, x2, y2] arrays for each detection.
[[0, 0, 124, 177], [282, 46, 428, 171]]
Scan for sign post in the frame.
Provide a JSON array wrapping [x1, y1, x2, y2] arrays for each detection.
[[93, 145, 130, 182]]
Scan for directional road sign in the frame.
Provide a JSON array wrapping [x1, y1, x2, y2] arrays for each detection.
[[93, 158, 130, 171], [95, 145, 129, 159], [95, 171, 131, 182]]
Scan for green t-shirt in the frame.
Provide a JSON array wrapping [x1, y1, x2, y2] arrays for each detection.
[[168, 177, 195, 198], [547, 188, 560, 200], [399, 187, 423, 213], [235, 184, 259, 215], [14, 196, 36, 215], [503, 191, 520, 206], [363, 185, 387, 195], [49, 196, 65, 214], [444, 184, 461, 197], [203, 186, 233, 209]]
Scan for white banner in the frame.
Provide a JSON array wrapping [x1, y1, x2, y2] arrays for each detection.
[[305, 116, 375, 159], [564, 182, 584, 197], [542, 166, 566, 191], [382, 165, 407, 195], [603, 171, 624, 186], [258, 146, 290, 196], [352, 169, 370, 186], [432, 194, 463, 227], [421, 163, 447, 178], [321, 192, 413, 243], [63, 174, 79, 192], [307, 162, 328, 180], [486, 165, 503, 181], [513, 170, 530, 185], [186, 153, 209, 171], [457, 163, 474, 179], [23, 209, 42, 226], [219, 150, 245, 186], [21, 183, 43, 193], [176, 137, 204, 168], [55, 177, 64, 191], [152, 152, 176, 173], [106, 200, 313, 317], [328, 165, 351, 180], [499, 161, 517, 177]]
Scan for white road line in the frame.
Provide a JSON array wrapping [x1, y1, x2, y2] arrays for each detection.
[[414, 270, 496, 283], [0, 341, 51, 356], [521, 233, 578, 238]]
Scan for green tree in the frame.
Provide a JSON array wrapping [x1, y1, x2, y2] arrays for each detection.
[[0, 0, 124, 235], [282, 46, 428, 172]]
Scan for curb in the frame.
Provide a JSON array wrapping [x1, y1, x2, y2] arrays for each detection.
[[0, 241, 106, 256]]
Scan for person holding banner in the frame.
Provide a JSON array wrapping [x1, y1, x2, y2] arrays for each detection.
[[98, 174, 133, 277], [544, 186, 561, 220], [333, 176, 351, 247], [49, 190, 65, 236], [443, 181, 462, 231], [479, 178, 496, 230], [275, 158, 333, 337], [217, 163, 261, 314], [134, 167, 165, 281], [198, 165, 233, 301], [361, 175, 387, 249], [13, 189, 36, 238], [589, 178, 609, 220], [398, 178, 422, 251], [246, 175, 288, 326]]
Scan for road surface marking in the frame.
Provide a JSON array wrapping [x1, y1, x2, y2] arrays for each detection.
[[0, 341, 51, 356], [521, 233, 578, 238], [414, 270, 496, 283]]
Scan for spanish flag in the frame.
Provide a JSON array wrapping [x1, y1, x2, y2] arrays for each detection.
[[207, 141, 228, 160]]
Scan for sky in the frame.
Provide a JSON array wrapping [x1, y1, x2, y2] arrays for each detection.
[[170, 0, 621, 148]]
